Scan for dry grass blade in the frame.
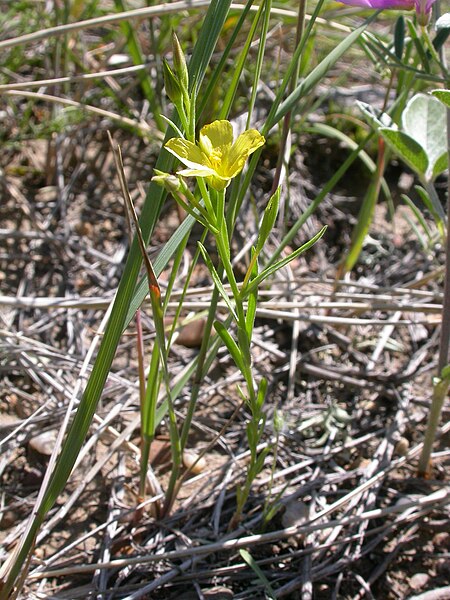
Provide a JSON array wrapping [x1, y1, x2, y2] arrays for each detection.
[[2, 90, 154, 137]]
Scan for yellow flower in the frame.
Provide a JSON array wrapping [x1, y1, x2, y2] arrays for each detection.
[[165, 120, 265, 191]]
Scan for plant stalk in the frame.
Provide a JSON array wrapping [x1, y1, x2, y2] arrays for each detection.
[[417, 106, 450, 476]]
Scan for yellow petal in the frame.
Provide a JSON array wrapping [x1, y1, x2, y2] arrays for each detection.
[[199, 120, 233, 155], [226, 130, 265, 177], [179, 167, 217, 177], [165, 138, 208, 170]]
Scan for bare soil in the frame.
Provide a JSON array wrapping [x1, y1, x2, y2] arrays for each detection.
[[1, 111, 449, 599]]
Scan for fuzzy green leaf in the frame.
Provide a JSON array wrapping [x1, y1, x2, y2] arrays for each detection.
[[436, 13, 450, 30], [380, 129, 428, 178], [381, 94, 447, 182], [431, 89, 450, 108], [402, 94, 447, 180]]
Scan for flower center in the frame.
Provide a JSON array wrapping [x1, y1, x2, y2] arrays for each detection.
[[208, 148, 225, 173]]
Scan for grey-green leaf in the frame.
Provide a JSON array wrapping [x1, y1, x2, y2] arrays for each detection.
[[431, 89, 450, 109], [436, 13, 450, 30], [379, 129, 428, 179], [401, 93, 447, 181], [357, 101, 393, 129]]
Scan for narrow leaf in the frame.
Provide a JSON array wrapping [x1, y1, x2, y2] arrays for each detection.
[[269, 18, 374, 128], [245, 247, 258, 338], [198, 242, 237, 322], [401, 193, 434, 243], [394, 15, 405, 60], [214, 321, 245, 373], [256, 188, 280, 254], [248, 227, 327, 293], [239, 549, 276, 600], [415, 185, 445, 237], [256, 377, 267, 411]]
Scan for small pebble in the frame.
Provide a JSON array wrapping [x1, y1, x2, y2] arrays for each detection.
[[28, 430, 58, 457], [182, 450, 206, 474], [203, 587, 234, 600], [282, 500, 310, 529], [174, 318, 206, 348], [409, 573, 429, 590], [395, 437, 409, 456], [433, 532, 450, 548], [0, 510, 17, 529]]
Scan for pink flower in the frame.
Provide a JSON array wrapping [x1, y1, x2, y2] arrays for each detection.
[[339, 0, 436, 24]]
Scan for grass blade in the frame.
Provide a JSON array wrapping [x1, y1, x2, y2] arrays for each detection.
[[0, 0, 233, 594]]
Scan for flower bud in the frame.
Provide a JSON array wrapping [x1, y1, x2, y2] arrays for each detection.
[[162, 59, 182, 104], [416, 0, 432, 26], [152, 170, 181, 193], [172, 31, 189, 92]]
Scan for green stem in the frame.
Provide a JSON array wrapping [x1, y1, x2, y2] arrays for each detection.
[[136, 309, 149, 497], [197, 177, 217, 222], [180, 284, 222, 450], [436, 51, 450, 374], [417, 107, 450, 476], [417, 375, 449, 476]]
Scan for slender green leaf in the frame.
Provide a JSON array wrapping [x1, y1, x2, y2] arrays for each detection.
[[268, 18, 375, 128], [198, 242, 238, 322], [198, 0, 254, 118], [256, 188, 280, 254], [307, 122, 391, 203], [219, 2, 264, 119], [214, 321, 245, 374], [394, 15, 405, 60], [415, 185, 445, 238], [245, 249, 258, 339], [344, 177, 381, 273], [401, 193, 434, 243], [126, 215, 197, 326], [160, 113, 185, 138], [256, 377, 267, 411], [247, 227, 327, 293]]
